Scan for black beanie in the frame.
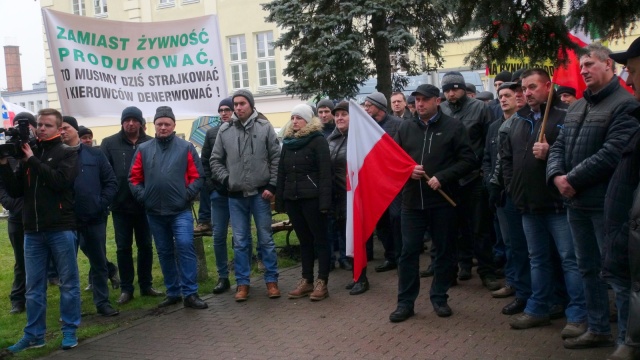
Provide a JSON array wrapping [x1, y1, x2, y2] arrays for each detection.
[[62, 116, 79, 131], [218, 97, 233, 112], [78, 126, 93, 138], [154, 106, 176, 122], [495, 71, 512, 83], [14, 112, 36, 128], [121, 106, 145, 125]]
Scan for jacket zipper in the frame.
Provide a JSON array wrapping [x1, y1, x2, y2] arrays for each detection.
[[419, 125, 429, 209], [34, 146, 45, 232], [307, 175, 318, 188]]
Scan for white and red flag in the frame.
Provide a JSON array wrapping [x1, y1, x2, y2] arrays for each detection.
[[1, 98, 32, 129], [346, 100, 416, 281]]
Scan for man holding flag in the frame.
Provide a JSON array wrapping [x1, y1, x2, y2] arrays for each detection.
[[390, 84, 476, 321]]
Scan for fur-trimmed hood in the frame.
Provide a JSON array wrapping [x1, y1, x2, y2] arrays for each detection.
[[283, 117, 323, 139]]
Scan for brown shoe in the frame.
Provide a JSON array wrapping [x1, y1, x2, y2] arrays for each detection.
[[310, 279, 329, 301], [288, 279, 313, 299], [235, 285, 250, 302], [491, 284, 515, 298], [266, 282, 281, 298], [194, 222, 212, 234]]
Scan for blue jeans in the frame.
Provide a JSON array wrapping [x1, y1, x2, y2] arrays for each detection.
[[147, 210, 199, 297], [568, 208, 611, 335], [228, 194, 279, 285], [495, 197, 531, 300], [522, 212, 586, 323], [609, 281, 630, 344], [24, 231, 81, 340], [198, 187, 211, 224], [210, 190, 230, 279]]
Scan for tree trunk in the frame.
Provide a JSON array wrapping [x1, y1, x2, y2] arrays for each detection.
[[371, 12, 392, 108]]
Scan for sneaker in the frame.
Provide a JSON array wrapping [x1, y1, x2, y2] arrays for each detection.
[[510, 313, 551, 329], [266, 282, 281, 298], [481, 276, 502, 291], [491, 284, 515, 298], [420, 264, 434, 278], [561, 322, 588, 339], [288, 278, 314, 299], [7, 337, 45, 353], [61, 332, 78, 350], [563, 331, 615, 349], [309, 279, 329, 301]]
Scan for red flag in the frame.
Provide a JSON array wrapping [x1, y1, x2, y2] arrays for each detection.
[[346, 100, 416, 282]]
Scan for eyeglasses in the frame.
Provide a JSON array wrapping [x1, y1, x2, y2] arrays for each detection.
[[219, 108, 232, 114]]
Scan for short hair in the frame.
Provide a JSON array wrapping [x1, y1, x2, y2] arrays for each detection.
[[391, 92, 406, 101], [580, 43, 616, 71], [37, 108, 63, 127], [520, 68, 551, 83]]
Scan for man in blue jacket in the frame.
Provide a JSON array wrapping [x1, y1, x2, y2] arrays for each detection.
[[61, 116, 119, 317], [129, 106, 207, 309]]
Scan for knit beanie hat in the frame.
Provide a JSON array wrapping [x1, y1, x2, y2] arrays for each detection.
[[511, 68, 526, 82], [331, 100, 350, 115], [441, 71, 466, 92], [218, 97, 233, 112], [556, 86, 577, 97], [14, 112, 36, 128], [407, 95, 416, 104], [291, 104, 314, 123], [62, 116, 79, 131], [495, 71, 512, 83], [121, 106, 145, 125], [465, 83, 477, 94], [154, 106, 175, 123], [78, 126, 93, 138], [233, 89, 255, 109], [317, 99, 335, 111], [365, 92, 388, 111]]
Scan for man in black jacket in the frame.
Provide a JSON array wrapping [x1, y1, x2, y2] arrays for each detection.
[[547, 43, 639, 349], [101, 106, 163, 305], [61, 116, 119, 317], [502, 69, 587, 340], [1, 108, 81, 352], [389, 84, 476, 322]]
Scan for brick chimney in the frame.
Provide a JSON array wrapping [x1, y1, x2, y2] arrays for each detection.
[[4, 45, 22, 92]]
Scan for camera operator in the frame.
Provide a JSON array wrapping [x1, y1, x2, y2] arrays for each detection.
[[0, 112, 36, 315], [0, 108, 81, 353]]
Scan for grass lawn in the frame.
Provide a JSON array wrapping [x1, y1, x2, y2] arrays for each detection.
[[0, 202, 297, 359]]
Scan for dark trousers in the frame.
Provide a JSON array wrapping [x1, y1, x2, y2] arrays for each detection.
[[456, 177, 496, 277], [286, 198, 330, 281], [372, 195, 402, 264], [78, 221, 110, 309], [88, 262, 117, 285], [8, 220, 26, 306], [112, 211, 154, 294], [398, 206, 457, 308]]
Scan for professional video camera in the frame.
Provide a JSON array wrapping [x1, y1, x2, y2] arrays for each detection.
[[0, 113, 38, 158]]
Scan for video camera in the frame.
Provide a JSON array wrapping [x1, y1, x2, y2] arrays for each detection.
[[0, 116, 38, 158]]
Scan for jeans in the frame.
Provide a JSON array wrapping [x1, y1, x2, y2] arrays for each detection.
[[398, 206, 456, 308], [568, 208, 611, 335], [147, 210, 199, 297], [210, 190, 230, 279], [198, 187, 211, 224], [609, 281, 630, 344], [228, 194, 279, 285], [286, 198, 329, 281], [333, 216, 348, 262], [495, 196, 531, 300], [112, 211, 155, 295], [8, 221, 25, 307], [78, 221, 110, 310], [24, 231, 81, 340], [522, 212, 587, 323]]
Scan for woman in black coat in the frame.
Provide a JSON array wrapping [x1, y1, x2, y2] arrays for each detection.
[[276, 104, 332, 301]]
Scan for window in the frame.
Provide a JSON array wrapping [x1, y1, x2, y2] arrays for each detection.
[[94, 0, 107, 15], [72, 0, 85, 15], [229, 36, 248, 89], [28, 102, 34, 112], [256, 32, 276, 87], [19, 102, 25, 108], [158, 0, 174, 8], [36, 100, 43, 111]]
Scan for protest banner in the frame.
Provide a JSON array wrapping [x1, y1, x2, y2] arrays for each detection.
[[42, 9, 227, 118]]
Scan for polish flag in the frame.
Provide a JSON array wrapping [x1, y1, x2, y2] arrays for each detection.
[[346, 100, 416, 281], [1, 98, 32, 129]]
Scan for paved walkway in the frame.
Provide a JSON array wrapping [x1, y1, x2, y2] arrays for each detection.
[[48, 253, 614, 360]]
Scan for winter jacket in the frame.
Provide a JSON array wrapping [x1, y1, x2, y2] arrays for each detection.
[[482, 119, 502, 187], [547, 76, 639, 210], [376, 113, 402, 138], [100, 129, 153, 214], [394, 108, 477, 209], [275, 121, 332, 212], [74, 144, 117, 224], [200, 125, 227, 195], [210, 110, 281, 197], [0, 157, 23, 224], [0, 136, 78, 233], [502, 98, 568, 214], [129, 133, 204, 216], [328, 127, 348, 220], [322, 122, 335, 139], [392, 108, 414, 122]]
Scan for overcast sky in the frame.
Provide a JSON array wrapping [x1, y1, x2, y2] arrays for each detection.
[[0, 0, 46, 91]]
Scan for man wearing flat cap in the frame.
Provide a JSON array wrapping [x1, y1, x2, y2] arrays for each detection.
[[390, 83, 475, 322]]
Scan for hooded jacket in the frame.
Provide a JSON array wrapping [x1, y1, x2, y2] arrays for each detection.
[[210, 109, 281, 197], [129, 133, 204, 216], [547, 76, 639, 210], [0, 136, 78, 232], [74, 143, 117, 224]]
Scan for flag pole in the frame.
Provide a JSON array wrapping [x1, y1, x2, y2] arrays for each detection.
[[538, 85, 555, 143], [422, 173, 457, 207]]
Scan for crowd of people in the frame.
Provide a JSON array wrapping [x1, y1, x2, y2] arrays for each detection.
[[2, 39, 640, 360]]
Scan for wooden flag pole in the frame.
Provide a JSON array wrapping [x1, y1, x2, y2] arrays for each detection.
[[538, 85, 555, 143], [422, 173, 457, 207]]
